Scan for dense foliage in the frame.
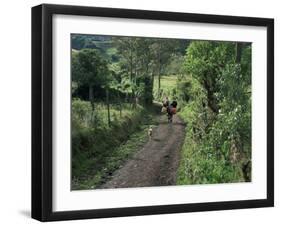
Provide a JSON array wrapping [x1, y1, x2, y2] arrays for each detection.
[[177, 41, 252, 184]]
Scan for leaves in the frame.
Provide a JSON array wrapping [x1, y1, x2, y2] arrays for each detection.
[[177, 40, 252, 185], [72, 49, 110, 87]]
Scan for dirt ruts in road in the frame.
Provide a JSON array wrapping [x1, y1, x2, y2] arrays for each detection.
[[99, 113, 186, 189]]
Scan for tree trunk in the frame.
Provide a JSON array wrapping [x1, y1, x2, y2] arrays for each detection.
[[158, 65, 161, 97], [158, 46, 162, 97], [130, 47, 133, 82], [89, 85, 94, 110], [152, 73, 155, 102], [89, 85, 93, 101], [203, 77, 218, 114], [236, 43, 243, 63], [106, 88, 111, 127], [118, 91, 122, 117]]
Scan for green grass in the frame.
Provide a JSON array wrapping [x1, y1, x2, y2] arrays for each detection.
[[72, 99, 137, 128], [153, 75, 178, 101], [72, 124, 150, 190], [94, 103, 137, 126], [71, 102, 159, 190]]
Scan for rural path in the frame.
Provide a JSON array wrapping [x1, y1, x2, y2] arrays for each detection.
[[100, 111, 186, 189]]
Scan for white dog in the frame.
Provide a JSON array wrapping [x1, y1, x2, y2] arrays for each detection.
[[148, 126, 153, 140]]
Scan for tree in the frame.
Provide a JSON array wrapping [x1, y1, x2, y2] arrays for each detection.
[[180, 40, 252, 184], [134, 38, 155, 104], [106, 87, 111, 126], [235, 42, 243, 63], [113, 36, 189, 104], [184, 41, 235, 114], [150, 39, 177, 96], [113, 37, 137, 83], [115, 37, 156, 104], [72, 49, 110, 109]]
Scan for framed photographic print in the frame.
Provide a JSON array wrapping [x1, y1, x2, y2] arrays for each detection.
[[32, 4, 274, 221]]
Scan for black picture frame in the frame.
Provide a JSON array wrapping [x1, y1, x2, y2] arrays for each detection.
[[32, 3, 274, 222]]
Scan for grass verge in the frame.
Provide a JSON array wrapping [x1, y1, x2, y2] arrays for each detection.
[[71, 105, 159, 190]]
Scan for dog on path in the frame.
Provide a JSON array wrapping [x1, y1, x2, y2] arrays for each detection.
[[148, 126, 153, 140]]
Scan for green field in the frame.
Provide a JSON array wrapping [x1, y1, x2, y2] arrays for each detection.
[[153, 75, 178, 101]]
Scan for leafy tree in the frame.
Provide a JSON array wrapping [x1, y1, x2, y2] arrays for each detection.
[[178, 40, 252, 184], [113, 37, 137, 83], [184, 41, 235, 113], [72, 49, 110, 107], [150, 39, 186, 97]]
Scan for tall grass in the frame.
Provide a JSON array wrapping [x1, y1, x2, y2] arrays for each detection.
[[71, 98, 156, 189]]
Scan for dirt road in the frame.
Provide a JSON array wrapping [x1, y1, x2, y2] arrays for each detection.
[[100, 113, 186, 189]]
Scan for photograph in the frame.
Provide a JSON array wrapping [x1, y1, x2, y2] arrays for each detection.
[[70, 34, 252, 190], [31, 3, 274, 221]]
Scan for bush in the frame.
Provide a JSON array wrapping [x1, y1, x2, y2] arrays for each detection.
[[177, 41, 251, 185], [71, 98, 148, 189]]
